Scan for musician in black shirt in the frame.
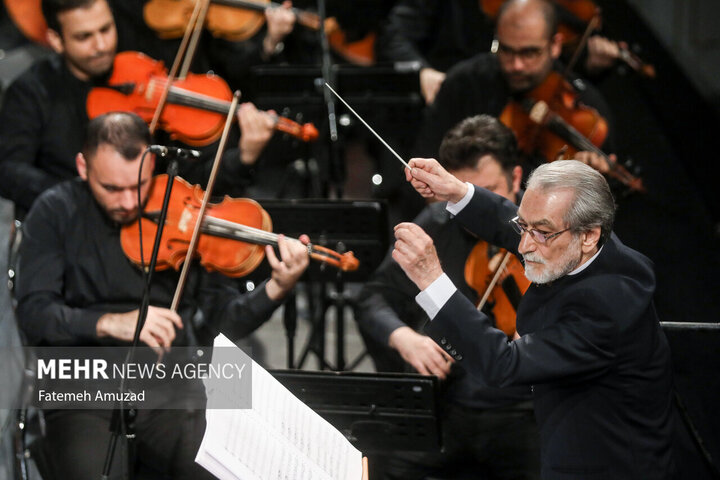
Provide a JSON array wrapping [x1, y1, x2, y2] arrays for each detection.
[[16, 112, 310, 478]]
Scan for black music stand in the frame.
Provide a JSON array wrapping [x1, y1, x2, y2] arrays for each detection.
[[247, 63, 423, 139], [245, 199, 389, 371], [247, 64, 424, 200], [661, 322, 720, 478], [271, 370, 441, 453]]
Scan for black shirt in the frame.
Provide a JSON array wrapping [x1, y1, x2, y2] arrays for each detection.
[[0, 56, 90, 214], [16, 178, 282, 347]]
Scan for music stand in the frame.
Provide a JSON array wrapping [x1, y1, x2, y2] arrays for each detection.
[[271, 370, 441, 453], [247, 64, 424, 199], [244, 199, 388, 371], [248, 63, 423, 138], [661, 322, 720, 477]]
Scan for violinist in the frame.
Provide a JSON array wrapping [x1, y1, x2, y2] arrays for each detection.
[[0, 0, 292, 216], [415, 0, 616, 176], [15, 112, 310, 479], [374, 0, 622, 106], [394, 157, 675, 479], [109, 0, 299, 92], [355, 115, 540, 480]]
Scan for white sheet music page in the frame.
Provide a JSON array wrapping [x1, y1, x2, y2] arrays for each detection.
[[195, 334, 363, 480]]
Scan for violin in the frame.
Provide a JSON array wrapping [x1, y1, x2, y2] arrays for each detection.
[[144, 0, 318, 41], [500, 70, 646, 193], [464, 241, 530, 337], [142, 0, 375, 65], [121, 174, 359, 277], [86, 51, 319, 146], [3, 0, 48, 46], [480, 0, 655, 78]]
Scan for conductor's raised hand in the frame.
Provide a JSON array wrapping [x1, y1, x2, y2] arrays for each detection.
[[405, 158, 468, 203], [392, 222, 444, 291]]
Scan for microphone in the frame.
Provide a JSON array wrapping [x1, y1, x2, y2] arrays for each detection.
[[147, 145, 201, 159]]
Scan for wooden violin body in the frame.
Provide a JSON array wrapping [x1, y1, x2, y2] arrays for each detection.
[[121, 175, 359, 277], [122, 174, 271, 277], [144, 0, 301, 41], [464, 241, 530, 337], [88, 51, 233, 146]]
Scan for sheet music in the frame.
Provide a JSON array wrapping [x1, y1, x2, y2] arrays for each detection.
[[196, 334, 363, 480]]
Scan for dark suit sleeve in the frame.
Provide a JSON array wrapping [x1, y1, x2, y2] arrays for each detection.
[[454, 186, 521, 255], [425, 284, 617, 388]]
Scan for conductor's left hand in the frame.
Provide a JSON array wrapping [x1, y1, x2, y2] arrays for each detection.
[[392, 223, 444, 291]]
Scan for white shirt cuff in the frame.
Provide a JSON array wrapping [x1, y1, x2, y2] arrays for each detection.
[[415, 273, 457, 320], [446, 182, 474, 216]]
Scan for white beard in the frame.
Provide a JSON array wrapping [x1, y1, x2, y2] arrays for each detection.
[[523, 235, 583, 284]]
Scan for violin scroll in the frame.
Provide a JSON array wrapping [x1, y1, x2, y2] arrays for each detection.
[[309, 245, 359, 272]]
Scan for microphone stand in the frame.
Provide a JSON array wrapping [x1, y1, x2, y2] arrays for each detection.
[[316, 0, 345, 198], [100, 151, 180, 480]]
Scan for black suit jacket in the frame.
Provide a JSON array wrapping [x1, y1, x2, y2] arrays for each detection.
[[425, 186, 674, 479]]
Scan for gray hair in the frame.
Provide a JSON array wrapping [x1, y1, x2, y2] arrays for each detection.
[[526, 160, 616, 245]]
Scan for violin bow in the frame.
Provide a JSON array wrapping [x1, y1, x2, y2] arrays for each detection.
[[562, 9, 601, 78], [170, 90, 241, 312], [476, 251, 512, 312], [148, 0, 211, 135], [324, 83, 410, 169]]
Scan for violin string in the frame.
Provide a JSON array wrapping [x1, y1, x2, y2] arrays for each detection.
[[324, 83, 410, 169], [150, 78, 232, 114], [204, 216, 281, 245], [203, 215, 315, 254]]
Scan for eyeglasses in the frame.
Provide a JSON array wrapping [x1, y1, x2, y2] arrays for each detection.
[[509, 216, 570, 244], [493, 40, 549, 62]]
